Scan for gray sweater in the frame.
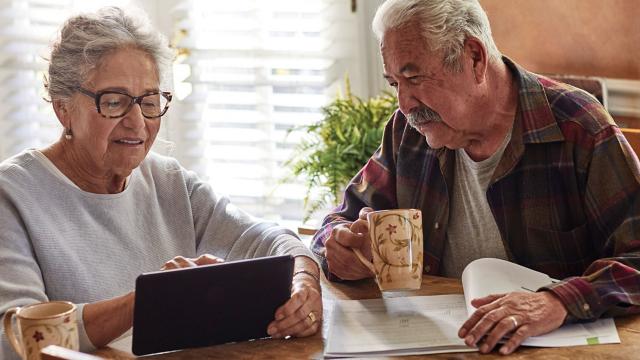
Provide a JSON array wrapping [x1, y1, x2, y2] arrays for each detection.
[[0, 150, 312, 358]]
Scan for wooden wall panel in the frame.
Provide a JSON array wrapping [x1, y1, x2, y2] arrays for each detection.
[[479, 0, 640, 79]]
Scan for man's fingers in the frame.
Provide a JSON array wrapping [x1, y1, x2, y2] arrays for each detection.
[[349, 218, 369, 235], [332, 225, 367, 248], [478, 315, 521, 354], [458, 299, 502, 339], [470, 293, 506, 308], [326, 240, 373, 279], [463, 307, 508, 347], [500, 324, 532, 355], [358, 207, 374, 220]]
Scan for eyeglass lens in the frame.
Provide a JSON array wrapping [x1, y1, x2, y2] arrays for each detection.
[[99, 93, 169, 118]]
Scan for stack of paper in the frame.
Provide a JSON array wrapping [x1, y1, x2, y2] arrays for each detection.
[[325, 258, 620, 358]]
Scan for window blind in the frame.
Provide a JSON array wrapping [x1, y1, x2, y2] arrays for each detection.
[[0, 0, 138, 161], [171, 0, 360, 228]]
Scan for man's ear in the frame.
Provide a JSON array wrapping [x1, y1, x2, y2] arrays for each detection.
[[464, 37, 488, 84]]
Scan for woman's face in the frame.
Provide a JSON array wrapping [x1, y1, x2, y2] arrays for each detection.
[[62, 47, 162, 176]]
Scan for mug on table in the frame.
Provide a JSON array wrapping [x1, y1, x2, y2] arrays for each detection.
[[3, 301, 79, 360], [353, 208, 424, 291]]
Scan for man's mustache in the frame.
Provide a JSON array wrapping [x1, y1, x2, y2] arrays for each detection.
[[406, 107, 443, 129]]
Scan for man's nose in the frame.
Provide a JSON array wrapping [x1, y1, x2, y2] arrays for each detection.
[[396, 85, 419, 116]]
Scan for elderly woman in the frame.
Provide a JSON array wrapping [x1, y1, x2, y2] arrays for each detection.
[[0, 7, 321, 358]]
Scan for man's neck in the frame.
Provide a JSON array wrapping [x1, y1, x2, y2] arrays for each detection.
[[41, 141, 128, 194], [464, 60, 518, 162]]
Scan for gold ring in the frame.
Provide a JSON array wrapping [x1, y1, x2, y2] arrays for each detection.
[[508, 316, 518, 329], [307, 311, 317, 324]]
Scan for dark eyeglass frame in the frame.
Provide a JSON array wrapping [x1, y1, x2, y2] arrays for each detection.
[[76, 87, 173, 119]]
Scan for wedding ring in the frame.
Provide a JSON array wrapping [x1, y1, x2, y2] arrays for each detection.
[[508, 316, 518, 329], [307, 311, 317, 324]]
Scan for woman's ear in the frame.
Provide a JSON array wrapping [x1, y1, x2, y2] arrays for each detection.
[[52, 99, 71, 129]]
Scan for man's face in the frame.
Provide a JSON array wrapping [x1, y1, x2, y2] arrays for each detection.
[[381, 26, 481, 150]]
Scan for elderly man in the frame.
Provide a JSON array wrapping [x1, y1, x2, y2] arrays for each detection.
[[311, 0, 640, 355]]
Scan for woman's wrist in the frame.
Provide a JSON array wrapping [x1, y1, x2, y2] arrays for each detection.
[[293, 269, 320, 283]]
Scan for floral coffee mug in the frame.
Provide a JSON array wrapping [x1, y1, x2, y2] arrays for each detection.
[[353, 209, 424, 291], [3, 301, 79, 360]]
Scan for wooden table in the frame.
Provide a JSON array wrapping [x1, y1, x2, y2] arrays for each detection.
[[94, 276, 640, 359]]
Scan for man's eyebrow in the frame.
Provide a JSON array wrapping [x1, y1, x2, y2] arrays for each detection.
[[399, 63, 419, 74]]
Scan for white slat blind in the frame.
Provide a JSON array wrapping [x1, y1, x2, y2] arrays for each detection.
[[0, 0, 140, 161], [0, 0, 69, 159], [171, 0, 359, 227]]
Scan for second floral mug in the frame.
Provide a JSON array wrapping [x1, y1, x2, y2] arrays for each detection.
[[353, 208, 424, 291]]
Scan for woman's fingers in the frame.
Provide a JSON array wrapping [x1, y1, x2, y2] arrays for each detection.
[[194, 254, 224, 265], [161, 255, 195, 270], [160, 254, 225, 270], [268, 284, 322, 338]]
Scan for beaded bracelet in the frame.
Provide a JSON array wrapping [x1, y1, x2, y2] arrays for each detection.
[[293, 269, 320, 283]]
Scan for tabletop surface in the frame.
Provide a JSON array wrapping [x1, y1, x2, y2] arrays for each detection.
[[93, 275, 640, 359]]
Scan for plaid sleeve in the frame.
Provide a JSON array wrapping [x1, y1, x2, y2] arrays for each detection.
[[311, 112, 402, 280], [543, 127, 640, 321]]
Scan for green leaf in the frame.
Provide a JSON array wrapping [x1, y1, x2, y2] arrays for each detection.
[[280, 76, 398, 220]]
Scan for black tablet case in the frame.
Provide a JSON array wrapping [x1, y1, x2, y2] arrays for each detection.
[[132, 255, 294, 355]]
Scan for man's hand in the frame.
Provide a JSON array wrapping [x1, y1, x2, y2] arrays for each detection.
[[325, 207, 375, 280], [458, 291, 568, 355]]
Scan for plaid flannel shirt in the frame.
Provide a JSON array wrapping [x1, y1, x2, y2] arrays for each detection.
[[311, 58, 640, 322]]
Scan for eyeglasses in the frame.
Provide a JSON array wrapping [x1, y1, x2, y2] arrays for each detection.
[[76, 87, 172, 119]]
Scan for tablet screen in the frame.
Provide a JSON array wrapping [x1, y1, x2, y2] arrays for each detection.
[[132, 255, 294, 355]]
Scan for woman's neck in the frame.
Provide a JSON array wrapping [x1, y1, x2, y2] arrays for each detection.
[[41, 140, 128, 194]]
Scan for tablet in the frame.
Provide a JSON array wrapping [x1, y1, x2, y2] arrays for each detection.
[[132, 255, 294, 355]]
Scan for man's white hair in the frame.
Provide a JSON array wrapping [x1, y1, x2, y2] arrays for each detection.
[[372, 0, 501, 71]]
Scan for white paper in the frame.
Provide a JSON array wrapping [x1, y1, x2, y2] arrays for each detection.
[[325, 295, 476, 357], [461, 258, 620, 347], [325, 258, 620, 357]]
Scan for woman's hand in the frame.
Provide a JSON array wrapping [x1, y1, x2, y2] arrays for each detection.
[[160, 254, 225, 270], [267, 258, 323, 338], [458, 291, 568, 355]]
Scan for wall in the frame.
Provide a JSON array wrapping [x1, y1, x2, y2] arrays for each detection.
[[479, 0, 640, 80]]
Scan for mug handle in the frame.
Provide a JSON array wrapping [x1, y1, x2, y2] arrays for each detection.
[[352, 249, 376, 274], [3, 307, 24, 359]]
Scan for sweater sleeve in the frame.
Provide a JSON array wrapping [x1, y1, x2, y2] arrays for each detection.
[[185, 170, 315, 263], [0, 184, 97, 357]]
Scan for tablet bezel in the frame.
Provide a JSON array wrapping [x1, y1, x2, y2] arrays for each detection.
[[132, 255, 294, 355]]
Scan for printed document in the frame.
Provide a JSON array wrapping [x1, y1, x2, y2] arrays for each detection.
[[325, 258, 620, 357]]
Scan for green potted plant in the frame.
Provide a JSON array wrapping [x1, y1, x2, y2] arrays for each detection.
[[285, 78, 398, 222]]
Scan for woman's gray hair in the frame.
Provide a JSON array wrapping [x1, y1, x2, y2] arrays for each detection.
[[45, 6, 174, 101], [372, 0, 501, 72]]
